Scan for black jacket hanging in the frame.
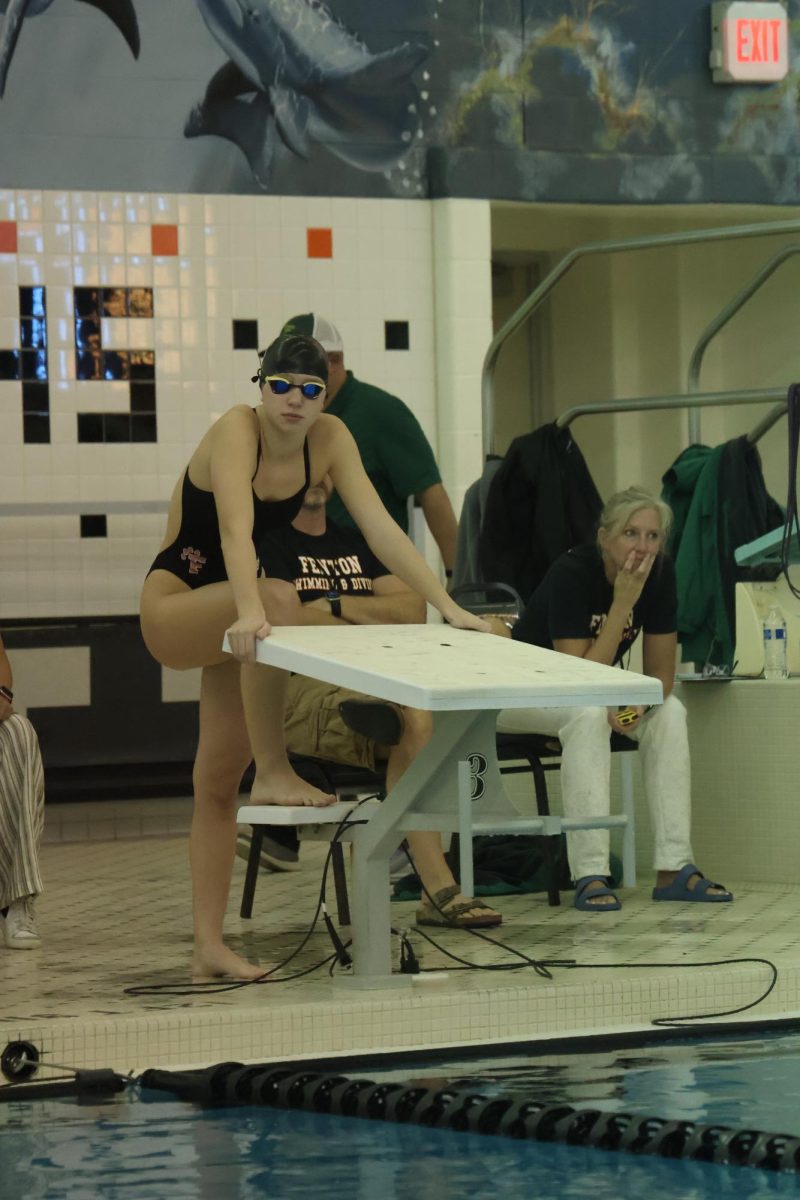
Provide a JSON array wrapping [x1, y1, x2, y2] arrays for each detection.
[[478, 423, 603, 604]]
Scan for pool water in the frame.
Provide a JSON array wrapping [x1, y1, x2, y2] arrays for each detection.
[[375, 1029, 800, 1133], [3, 1031, 800, 1200]]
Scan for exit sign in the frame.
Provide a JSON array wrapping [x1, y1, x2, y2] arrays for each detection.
[[710, 1, 789, 82]]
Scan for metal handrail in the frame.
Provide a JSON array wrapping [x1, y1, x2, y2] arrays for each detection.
[[685, 243, 800, 443], [746, 401, 788, 445], [556, 387, 786, 431], [483, 218, 800, 457]]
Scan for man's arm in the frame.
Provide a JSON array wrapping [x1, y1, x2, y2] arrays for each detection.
[[416, 483, 457, 573], [304, 576, 426, 626]]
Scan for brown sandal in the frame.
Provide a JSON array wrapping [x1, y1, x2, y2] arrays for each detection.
[[415, 884, 502, 929]]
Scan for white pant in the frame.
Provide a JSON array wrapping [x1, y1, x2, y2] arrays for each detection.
[[497, 694, 693, 882]]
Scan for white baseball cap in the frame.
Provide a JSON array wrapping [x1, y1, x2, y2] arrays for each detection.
[[280, 313, 344, 354]]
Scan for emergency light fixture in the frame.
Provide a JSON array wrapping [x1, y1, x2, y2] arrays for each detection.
[[710, 1, 789, 82]]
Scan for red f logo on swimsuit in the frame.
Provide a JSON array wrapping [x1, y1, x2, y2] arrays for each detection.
[[181, 546, 207, 575]]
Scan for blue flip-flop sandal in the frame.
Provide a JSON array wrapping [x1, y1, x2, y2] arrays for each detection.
[[651, 862, 733, 903], [574, 875, 621, 912]]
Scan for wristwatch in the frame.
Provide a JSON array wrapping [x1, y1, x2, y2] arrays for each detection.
[[326, 588, 342, 619]]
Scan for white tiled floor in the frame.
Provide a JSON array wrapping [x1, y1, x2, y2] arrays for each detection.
[[2, 802, 800, 1079]]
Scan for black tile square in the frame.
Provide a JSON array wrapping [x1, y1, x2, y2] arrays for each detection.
[[128, 287, 153, 318], [0, 349, 20, 380], [20, 349, 48, 381], [77, 412, 103, 442], [101, 288, 128, 318], [73, 287, 100, 318], [20, 316, 47, 349], [130, 381, 156, 412], [233, 318, 259, 350], [130, 350, 155, 380], [75, 318, 101, 350], [384, 320, 410, 350], [76, 350, 103, 381], [103, 351, 130, 381], [22, 381, 49, 413], [80, 514, 107, 538], [131, 412, 158, 442], [22, 412, 50, 443], [104, 413, 132, 442], [19, 286, 46, 318]]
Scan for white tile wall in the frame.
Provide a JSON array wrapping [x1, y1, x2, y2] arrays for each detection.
[[0, 191, 493, 622]]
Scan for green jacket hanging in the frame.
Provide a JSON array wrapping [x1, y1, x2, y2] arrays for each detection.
[[662, 444, 731, 668]]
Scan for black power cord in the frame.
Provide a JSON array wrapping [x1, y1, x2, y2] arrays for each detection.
[[124, 799, 375, 999], [124, 814, 777, 1024], [403, 845, 778, 1024]]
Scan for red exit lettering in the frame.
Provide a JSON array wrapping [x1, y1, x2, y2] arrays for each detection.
[[736, 18, 782, 63]]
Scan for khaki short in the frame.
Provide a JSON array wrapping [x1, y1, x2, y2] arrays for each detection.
[[285, 675, 400, 770]]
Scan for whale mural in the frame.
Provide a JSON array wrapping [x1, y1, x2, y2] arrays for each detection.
[[0, 0, 799, 204], [185, 0, 429, 185], [0, 0, 139, 96]]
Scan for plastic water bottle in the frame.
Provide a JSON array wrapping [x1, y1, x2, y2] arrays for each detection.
[[762, 604, 789, 679]]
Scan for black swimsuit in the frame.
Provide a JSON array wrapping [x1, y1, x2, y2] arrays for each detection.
[[148, 436, 311, 589]]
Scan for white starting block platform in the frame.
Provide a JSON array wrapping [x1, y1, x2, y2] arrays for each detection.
[[232, 624, 662, 987]]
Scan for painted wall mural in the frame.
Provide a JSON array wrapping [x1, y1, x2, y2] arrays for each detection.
[[186, 1, 429, 188], [1, 1, 800, 203]]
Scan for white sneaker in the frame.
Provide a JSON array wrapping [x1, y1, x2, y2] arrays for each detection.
[[4, 897, 41, 949]]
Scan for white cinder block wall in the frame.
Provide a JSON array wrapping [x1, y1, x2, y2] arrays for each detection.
[[0, 190, 492, 627], [432, 199, 493, 518]]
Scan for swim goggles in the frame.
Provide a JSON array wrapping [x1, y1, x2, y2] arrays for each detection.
[[264, 375, 326, 401]]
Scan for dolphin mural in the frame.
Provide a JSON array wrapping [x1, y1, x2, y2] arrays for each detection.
[[0, 0, 140, 96], [185, 0, 429, 187]]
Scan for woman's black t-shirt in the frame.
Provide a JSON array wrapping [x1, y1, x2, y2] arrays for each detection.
[[512, 544, 677, 663]]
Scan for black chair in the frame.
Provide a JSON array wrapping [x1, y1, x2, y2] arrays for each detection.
[[450, 581, 638, 906], [449, 580, 524, 624], [493, 730, 638, 905]]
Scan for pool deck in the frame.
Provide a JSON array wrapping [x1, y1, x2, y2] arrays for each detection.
[[1, 800, 799, 1079]]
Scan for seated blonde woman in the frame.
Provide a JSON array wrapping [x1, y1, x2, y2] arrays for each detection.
[[498, 486, 732, 912]]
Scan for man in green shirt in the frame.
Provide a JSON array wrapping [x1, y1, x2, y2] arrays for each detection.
[[279, 313, 458, 573]]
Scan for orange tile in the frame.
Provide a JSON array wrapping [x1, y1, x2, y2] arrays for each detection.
[[0, 220, 18, 253], [306, 227, 333, 258], [151, 224, 178, 256]]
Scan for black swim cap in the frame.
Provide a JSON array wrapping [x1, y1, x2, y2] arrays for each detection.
[[252, 334, 329, 385]]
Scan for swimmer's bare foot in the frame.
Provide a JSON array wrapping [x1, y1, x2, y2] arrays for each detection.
[[192, 942, 267, 981], [250, 764, 336, 807]]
